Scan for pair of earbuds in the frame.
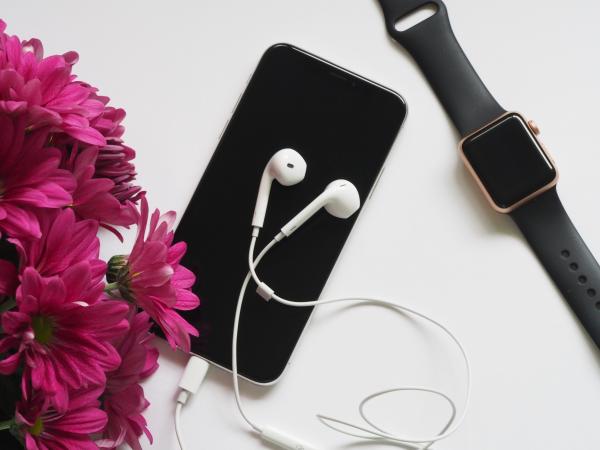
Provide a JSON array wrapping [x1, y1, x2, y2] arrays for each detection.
[[229, 148, 470, 450], [252, 148, 361, 237], [175, 147, 470, 450]]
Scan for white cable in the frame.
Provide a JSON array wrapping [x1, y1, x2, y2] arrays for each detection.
[[232, 230, 471, 449], [232, 239, 278, 434], [175, 402, 186, 450], [175, 355, 210, 450]]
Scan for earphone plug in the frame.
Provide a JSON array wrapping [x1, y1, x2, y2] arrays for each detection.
[[177, 356, 209, 405]]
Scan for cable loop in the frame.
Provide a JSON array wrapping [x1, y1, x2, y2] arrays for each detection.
[[232, 233, 471, 449]]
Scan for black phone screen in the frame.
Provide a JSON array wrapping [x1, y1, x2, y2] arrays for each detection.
[[174, 44, 406, 383]]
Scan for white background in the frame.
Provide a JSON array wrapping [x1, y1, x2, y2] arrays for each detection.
[[4, 1, 600, 449]]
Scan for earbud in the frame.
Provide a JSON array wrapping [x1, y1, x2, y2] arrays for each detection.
[[252, 148, 307, 228], [280, 180, 360, 237]]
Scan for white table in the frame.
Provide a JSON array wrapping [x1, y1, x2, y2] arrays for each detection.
[[5, 1, 600, 448]]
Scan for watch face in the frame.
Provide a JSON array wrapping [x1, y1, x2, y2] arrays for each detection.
[[461, 113, 557, 210]]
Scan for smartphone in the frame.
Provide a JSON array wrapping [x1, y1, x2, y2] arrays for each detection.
[[175, 44, 406, 384]]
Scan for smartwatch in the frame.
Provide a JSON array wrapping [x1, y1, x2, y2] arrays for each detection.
[[376, 0, 600, 348]]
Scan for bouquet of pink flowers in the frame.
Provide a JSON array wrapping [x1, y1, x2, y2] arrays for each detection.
[[0, 20, 200, 449]]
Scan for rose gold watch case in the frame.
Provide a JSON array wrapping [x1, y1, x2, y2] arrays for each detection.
[[458, 111, 559, 214]]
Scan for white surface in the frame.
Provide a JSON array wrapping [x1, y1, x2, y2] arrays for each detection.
[[4, 1, 600, 449]]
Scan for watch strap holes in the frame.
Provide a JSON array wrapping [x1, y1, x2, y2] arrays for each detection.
[[559, 249, 599, 302]]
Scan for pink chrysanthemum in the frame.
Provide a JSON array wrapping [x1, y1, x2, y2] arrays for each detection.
[[50, 90, 142, 209], [16, 386, 107, 450], [107, 196, 199, 352], [61, 146, 137, 232], [99, 310, 159, 450], [0, 114, 74, 239], [10, 209, 106, 302], [0, 18, 142, 222], [0, 267, 129, 411], [0, 20, 106, 145], [87, 94, 142, 204]]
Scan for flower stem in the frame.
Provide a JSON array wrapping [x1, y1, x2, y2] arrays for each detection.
[[104, 282, 119, 293], [0, 419, 14, 431], [0, 297, 16, 313]]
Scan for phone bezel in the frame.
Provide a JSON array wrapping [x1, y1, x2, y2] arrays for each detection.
[[181, 43, 407, 385]]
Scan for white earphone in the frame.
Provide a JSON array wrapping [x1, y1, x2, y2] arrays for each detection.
[[232, 149, 471, 450], [252, 148, 307, 228], [280, 179, 360, 237]]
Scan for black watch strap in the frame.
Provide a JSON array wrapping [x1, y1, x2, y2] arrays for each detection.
[[511, 188, 600, 347], [376, 0, 505, 136], [376, 0, 600, 348]]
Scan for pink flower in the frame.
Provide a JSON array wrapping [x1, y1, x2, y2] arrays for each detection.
[[0, 114, 74, 239], [0, 267, 129, 411], [99, 310, 159, 450], [0, 258, 16, 296], [16, 386, 107, 450], [12, 208, 100, 275], [48, 85, 141, 207], [61, 146, 137, 233], [0, 18, 142, 224], [0, 20, 106, 145], [107, 196, 199, 352], [45, 76, 142, 210], [87, 95, 142, 205], [10, 209, 107, 303]]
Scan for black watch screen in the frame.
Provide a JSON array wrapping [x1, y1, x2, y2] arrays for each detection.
[[460, 113, 557, 211]]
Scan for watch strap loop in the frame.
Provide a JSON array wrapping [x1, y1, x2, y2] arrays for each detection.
[[376, 0, 505, 136], [377, 0, 448, 42]]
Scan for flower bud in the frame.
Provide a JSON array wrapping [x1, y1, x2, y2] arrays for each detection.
[[107, 254, 129, 284]]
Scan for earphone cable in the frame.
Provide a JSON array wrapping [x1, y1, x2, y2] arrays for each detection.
[[175, 402, 186, 450], [232, 232, 471, 449], [232, 237, 278, 434]]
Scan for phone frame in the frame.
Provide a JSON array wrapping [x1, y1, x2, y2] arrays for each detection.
[[182, 43, 406, 385]]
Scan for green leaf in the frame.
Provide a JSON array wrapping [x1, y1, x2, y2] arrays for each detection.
[[0, 298, 16, 314]]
